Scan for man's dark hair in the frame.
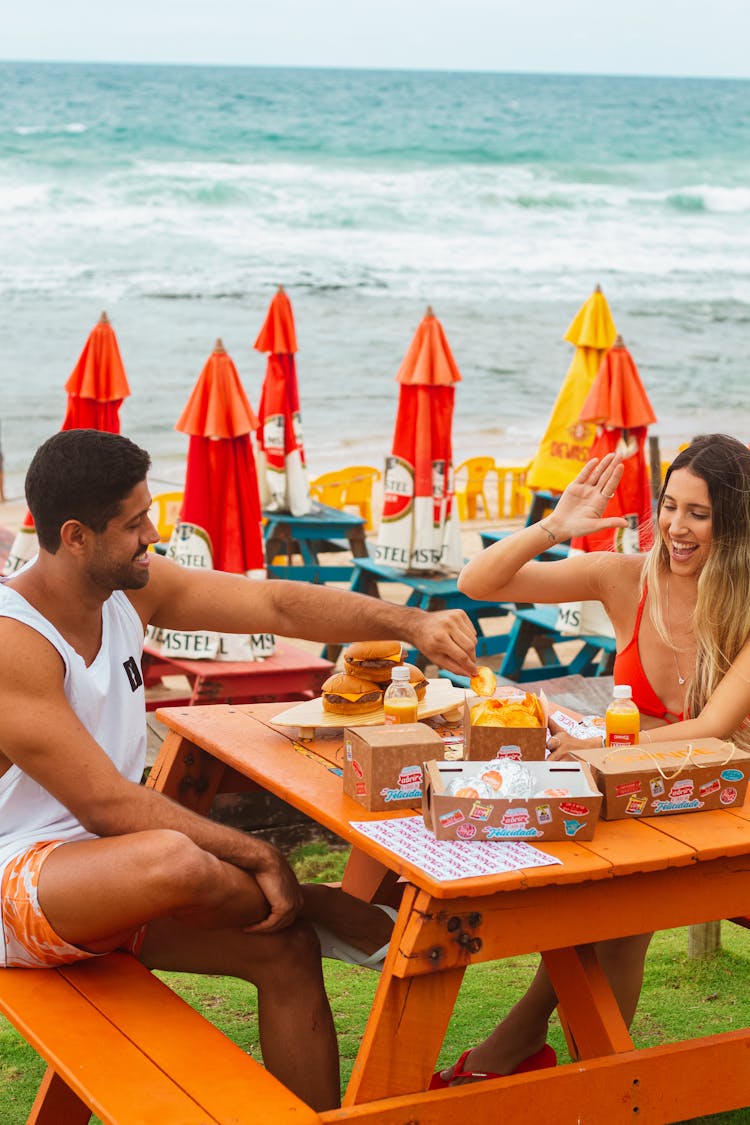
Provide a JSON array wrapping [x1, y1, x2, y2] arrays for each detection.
[[26, 430, 152, 552]]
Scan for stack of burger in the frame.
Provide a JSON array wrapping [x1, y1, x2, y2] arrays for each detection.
[[320, 641, 427, 717]]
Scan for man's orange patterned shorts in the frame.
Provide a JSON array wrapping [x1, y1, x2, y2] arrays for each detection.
[[1, 840, 145, 968]]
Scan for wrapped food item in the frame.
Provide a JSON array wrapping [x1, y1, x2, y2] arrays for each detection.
[[443, 760, 535, 800], [493, 760, 536, 799], [470, 692, 545, 728]]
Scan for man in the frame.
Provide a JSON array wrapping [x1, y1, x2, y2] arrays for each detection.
[[0, 429, 477, 1111]]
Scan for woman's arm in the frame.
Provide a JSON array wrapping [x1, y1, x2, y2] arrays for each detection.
[[639, 643, 750, 744], [458, 453, 629, 605], [550, 641, 750, 756]]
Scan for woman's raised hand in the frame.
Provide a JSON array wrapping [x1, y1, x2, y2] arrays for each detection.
[[545, 453, 629, 540]]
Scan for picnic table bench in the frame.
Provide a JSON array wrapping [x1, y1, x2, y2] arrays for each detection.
[[0, 952, 317, 1125], [500, 602, 617, 680]]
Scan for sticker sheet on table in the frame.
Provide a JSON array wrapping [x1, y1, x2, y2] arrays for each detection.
[[350, 816, 562, 881]]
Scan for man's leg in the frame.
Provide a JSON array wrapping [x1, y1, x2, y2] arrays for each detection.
[[140, 916, 340, 1111], [37, 829, 269, 951], [36, 831, 340, 1110]]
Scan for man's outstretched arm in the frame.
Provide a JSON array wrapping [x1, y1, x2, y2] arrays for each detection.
[[134, 553, 478, 677]]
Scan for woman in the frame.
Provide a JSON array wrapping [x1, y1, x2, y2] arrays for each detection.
[[431, 432, 750, 1087]]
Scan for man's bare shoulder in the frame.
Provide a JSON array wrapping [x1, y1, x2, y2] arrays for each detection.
[[0, 615, 66, 682], [126, 551, 186, 622]]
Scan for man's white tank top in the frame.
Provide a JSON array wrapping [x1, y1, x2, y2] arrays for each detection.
[[0, 583, 147, 881]]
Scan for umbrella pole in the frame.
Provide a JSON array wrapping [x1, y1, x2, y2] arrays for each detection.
[[648, 435, 662, 504]]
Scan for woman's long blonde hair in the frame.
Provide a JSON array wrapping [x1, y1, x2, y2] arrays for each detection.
[[643, 434, 750, 749]]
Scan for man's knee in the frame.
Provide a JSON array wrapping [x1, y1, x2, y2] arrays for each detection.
[[249, 919, 323, 977], [137, 829, 220, 906]]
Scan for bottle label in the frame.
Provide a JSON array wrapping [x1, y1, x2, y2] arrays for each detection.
[[608, 732, 638, 746]]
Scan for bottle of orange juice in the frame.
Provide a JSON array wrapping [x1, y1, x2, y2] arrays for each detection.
[[605, 684, 640, 747], [383, 666, 418, 724]]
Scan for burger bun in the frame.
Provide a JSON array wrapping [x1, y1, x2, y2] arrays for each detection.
[[321, 673, 383, 715]]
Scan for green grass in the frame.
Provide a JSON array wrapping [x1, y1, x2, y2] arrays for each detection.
[[2, 842, 750, 1123]]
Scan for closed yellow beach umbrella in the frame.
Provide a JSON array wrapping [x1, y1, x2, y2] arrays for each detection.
[[526, 285, 617, 493]]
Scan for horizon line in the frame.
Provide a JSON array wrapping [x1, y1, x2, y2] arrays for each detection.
[[1, 57, 749, 83]]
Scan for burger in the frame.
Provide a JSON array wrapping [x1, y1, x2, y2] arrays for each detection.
[[343, 641, 405, 685], [402, 662, 428, 701], [320, 673, 384, 716]]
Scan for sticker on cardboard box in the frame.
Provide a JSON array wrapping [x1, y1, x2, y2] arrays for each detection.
[[501, 807, 532, 831], [721, 787, 738, 805], [380, 764, 423, 804], [439, 808, 465, 828], [484, 823, 542, 839], [351, 758, 363, 779], [625, 795, 648, 816], [456, 823, 477, 840], [699, 778, 721, 799], [559, 800, 590, 817], [650, 778, 665, 798], [356, 781, 366, 796], [469, 801, 493, 822], [651, 797, 703, 813], [536, 803, 553, 825], [493, 746, 522, 761], [616, 780, 642, 798], [669, 780, 695, 802], [564, 819, 586, 837], [722, 769, 744, 782]]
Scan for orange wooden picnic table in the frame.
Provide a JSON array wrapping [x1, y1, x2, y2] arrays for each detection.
[[149, 702, 750, 1124]]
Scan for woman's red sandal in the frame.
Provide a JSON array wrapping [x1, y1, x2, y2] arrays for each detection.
[[429, 1043, 557, 1090]]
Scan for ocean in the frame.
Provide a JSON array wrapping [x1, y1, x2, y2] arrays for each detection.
[[2, 61, 750, 496]]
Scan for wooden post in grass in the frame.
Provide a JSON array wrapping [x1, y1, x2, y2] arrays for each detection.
[[688, 921, 721, 959]]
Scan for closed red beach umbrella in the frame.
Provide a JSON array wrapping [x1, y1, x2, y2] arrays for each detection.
[[375, 307, 463, 573], [148, 340, 268, 662], [571, 336, 657, 554], [254, 286, 311, 516], [3, 311, 131, 575], [62, 311, 131, 431], [174, 339, 264, 576]]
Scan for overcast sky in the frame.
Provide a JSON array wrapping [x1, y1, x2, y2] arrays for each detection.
[[2, 0, 749, 79]]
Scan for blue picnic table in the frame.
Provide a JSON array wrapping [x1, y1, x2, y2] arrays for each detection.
[[263, 502, 368, 584], [321, 555, 515, 667]]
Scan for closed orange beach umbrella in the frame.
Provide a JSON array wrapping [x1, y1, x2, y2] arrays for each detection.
[[578, 336, 657, 431], [571, 336, 657, 554], [375, 307, 463, 573], [62, 311, 131, 431], [254, 286, 311, 516], [3, 311, 132, 576], [526, 286, 617, 493]]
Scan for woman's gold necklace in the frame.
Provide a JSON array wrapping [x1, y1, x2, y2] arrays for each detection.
[[665, 574, 690, 686]]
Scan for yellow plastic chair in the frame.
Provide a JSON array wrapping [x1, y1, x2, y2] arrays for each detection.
[[454, 457, 495, 520], [308, 466, 381, 529], [496, 461, 532, 519], [149, 491, 184, 543]]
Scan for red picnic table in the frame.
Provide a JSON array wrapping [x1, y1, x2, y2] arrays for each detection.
[[141, 640, 334, 710]]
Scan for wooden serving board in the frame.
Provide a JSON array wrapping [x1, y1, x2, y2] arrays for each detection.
[[270, 678, 465, 739]]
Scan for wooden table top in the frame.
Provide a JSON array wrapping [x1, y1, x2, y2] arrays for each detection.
[[155, 700, 750, 901]]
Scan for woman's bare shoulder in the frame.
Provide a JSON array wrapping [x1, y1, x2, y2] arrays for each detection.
[[593, 551, 648, 596]]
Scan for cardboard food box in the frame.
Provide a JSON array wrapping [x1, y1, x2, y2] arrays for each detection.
[[422, 758, 602, 842], [463, 698, 546, 761], [569, 738, 750, 820], [343, 724, 445, 812]]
